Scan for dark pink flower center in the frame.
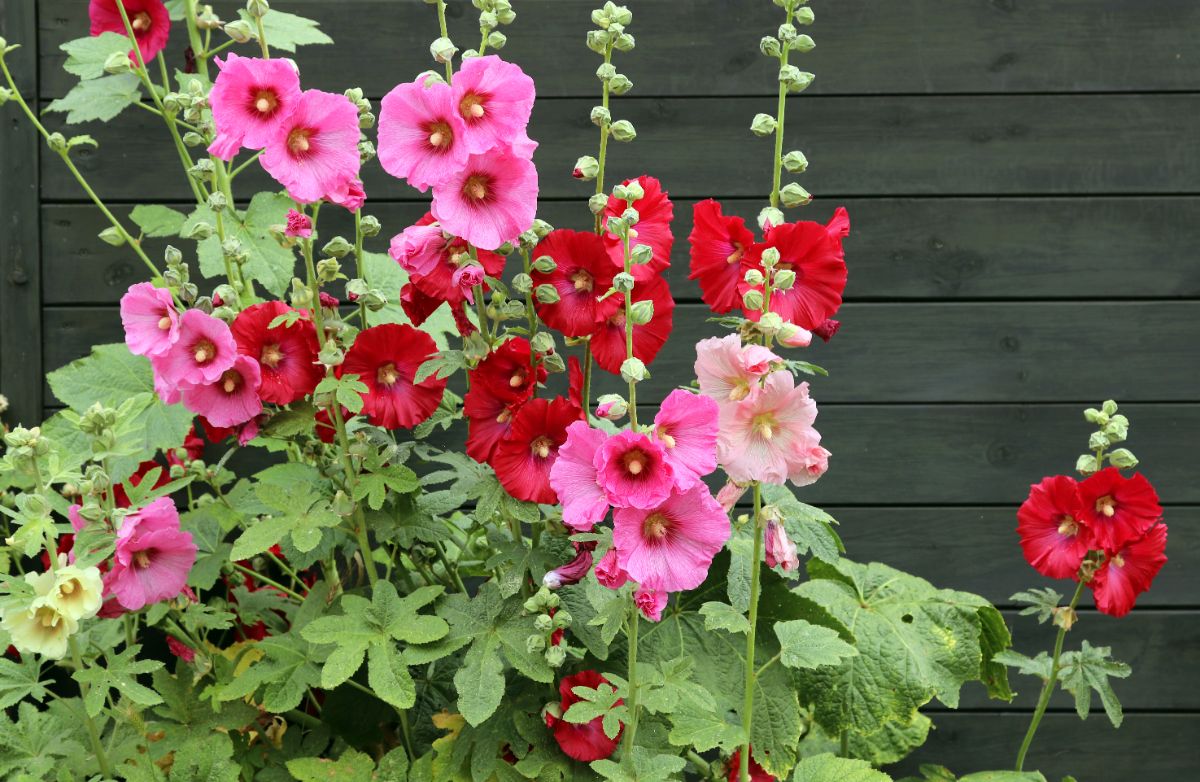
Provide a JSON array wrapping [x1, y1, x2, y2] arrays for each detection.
[[622, 448, 650, 476], [251, 88, 280, 116]]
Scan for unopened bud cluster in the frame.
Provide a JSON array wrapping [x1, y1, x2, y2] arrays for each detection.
[[1077, 400, 1137, 474], [523, 586, 571, 668]]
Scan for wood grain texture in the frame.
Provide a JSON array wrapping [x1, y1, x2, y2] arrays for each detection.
[[39, 93, 1200, 202], [37, 0, 1200, 98], [39, 197, 1200, 305]]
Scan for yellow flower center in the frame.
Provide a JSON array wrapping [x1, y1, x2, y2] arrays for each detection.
[[427, 120, 453, 149], [531, 435, 553, 459], [287, 128, 313, 155], [193, 339, 216, 364], [728, 381, 751, 402], [509, 369, 527, 388], [623, 449, 648, 476], [261, 343, 284, 368], [1095, 496, 1117, 518], [463, 174, 489, 202], [642, 513, 670, 541], [571, 269, 594, 292], [1112, 553, 1126, 568], [133, 551, 152, 569], [377, 362, 400, 387], [253, 89, 278, 115], [35, 606, 61, 629], [460, 93, 486, 120], [1057, 516, 1079, 536], [727, 244, 744, 264], [131, 12, 152, 32], [157, 315, 172, 330], [751, 413, 776, 440], [221, 370, 242, 394]]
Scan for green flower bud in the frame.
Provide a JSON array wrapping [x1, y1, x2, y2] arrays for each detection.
[[207, 191, 228, 213], [0, 36, 7, 52], [586, 30, 609, 55], [224, 19, 254, 42], [588, 193, 610, 214], [479, 10, 498, 30], [359, 215, 381, 237], [606, 216, 628, 237], [791, 34, 816, 53], [103, 50, 133, 74], [531, 219, 554, 239], [780, 66, 815, 93], [544, 644, 567, 668], [621, 208, 640, 227], [780, 182, 813, 207], [164, 245, 183, 266], [596, 62, 617, 81], [246, 0, 270, 18], [612, 272, 635, 292], [534, 613, 554, 633], [533, 255, 557, 274], [590, 105, 611, 127], [553, 610, 572, 628], [760, 247, 781, 268], [222, 238, 246, 263], [573, 155, 600, 181], [795, 6, 815, 25], [623, 179, 645, 201], [760, 36, 781, 57], [526, 634, 546, 654], [535, 284, 561, 304], [530, 331, 556, 354], [46, 132, 68, 154], [773, 269, 797, 291], [608, 74, 633, 95], [620, 357, 648, 384], [1088, 430, 1110, 451], [629, 243, 653, 266], [1083, 407, 1106, 424], [1103, 415, 1129, 442], [609, 3, 632, 26], [541, 351, 566, 373], [358, 139, 376, 163], [1075, 453, 1099, 476], [318, 339, 345, 367], [487, 31, 507, 49], [430, 36, 457, 64], [751, 113, 777, 137], [98, 226, 126, 246], [782, 151, 809, 174], [610, 119, 636, 142], [757, 312, 784, 336], [211, 305, 237, 322], [182, 131, 206, 147], [322, 236, 352, 259], [497, 8, 517, 25], [185, 221, 214, 240], [744, 268, 765, 286], [0, 87, 12, 106], [595, 393, 628, 419], [778, 23, 797, 43], [189, 158, 215, 183], [316, 257, 341, 282], [614, 32, 635, 52], [523, 596, 541, 613], [629, 299, 654, 325], [1109, 448, 1139, 469], [742, 289, 764, 312], [1101, 399, 1119, 416], [359, 111, 376, 130], [511, 273, 533, 295]]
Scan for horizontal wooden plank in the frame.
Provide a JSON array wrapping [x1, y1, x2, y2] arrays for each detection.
[[39, 197, 1200, 305], [888, 713, 1197, 782], [43, 301, 1200, 404], [36, 0, 1200, 98], [39, 94, 1200, 201]]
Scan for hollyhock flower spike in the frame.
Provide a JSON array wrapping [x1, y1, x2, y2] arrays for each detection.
[[260, 90, 361, 204], [1090, 523, 1168, 617], [603, 176, 674, 279], [634, 587, 669, 622], [688, 199, 756, 313], [120, 282, 179, 358], [531, 229, 620, 338], [491, 397, 582, 505], [89, 0, 170, 63], [207, 54, 302, 161], [231, 302, 322, 405], [1077, 467, 1162, 551], [594, 548, 629, 590], [180, 355, 263, 429], [431, 148, 539, 251], [155, 309, 238, 387], [694, 334, 780, 405], [549, 421, 611, 531], [1016, 475, 1094, 580], [590, 275, 675, 374], [718, 371, 824, 486], [653, 389, 720, 488], [594, 430, 676, 510], [452, 55, 537, 155], [378, 78, 470, 192], [612, 484, 731, 592], [105, 497, 197, 611], [339, 324, 447, 430], [547, 670, 622, 761]]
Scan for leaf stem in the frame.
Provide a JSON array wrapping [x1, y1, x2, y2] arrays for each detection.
[[738, 481, 766, 782], [69, 636, 114, 777], [621, 595, 641, 763], [231, 561, 306, 601]]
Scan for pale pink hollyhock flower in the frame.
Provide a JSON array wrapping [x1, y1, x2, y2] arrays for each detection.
[[285, 209, 313, 238], [634, 587, 668, 622], [718, 371, 823, 486], [594, 548, 628, 590], [431, 148, 538, 251], [104, 497, 197, 611], [453, 264, 487, 304], [452, 55, 536, 155], [154, 309, 237, 387], [694, 334, 780, 405], [595, 430, 676, 510], [180, 355, 263, 428], [326, 177, 366, 212], [378, 79, 470, 192], [793, 444, 831, 488], [778, 322, 814, 348], [389, 222, 446, 277], [612, 484, 731, 592], [764, 519, 799, 573], [260, 89, 361, 204], [549, 421, 611, 532], [207, 53, 302, 161], [652, 389, 719, 489], [121, 282, 178, 358], [715, 480, 747, 512]]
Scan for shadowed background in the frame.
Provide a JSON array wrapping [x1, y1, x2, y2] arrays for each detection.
[[1, 1, 1198, 777]]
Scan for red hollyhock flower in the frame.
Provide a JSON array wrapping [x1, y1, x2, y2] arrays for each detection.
[[812, 318, 841, 343], [339, 323, 447, 429], [688, 199, 756, 314], [89, 0, 170, 63], [603, 176, 674, 280], [1077, 467, 1162, 551], [470, 337, 545, 403], [568, 355, 584, 409], [531, 229, 621, 337], [166, 636, 196, 663], [407, 213, 506, 306], [740, 207, 849, 330], [398, 282, 447, 329], [546, 670, 622, 762], [231, 302, 322, 405], [590, 275, 675, 374], [1016, 475, 1094, 580], [727, 749, 774, 782], [1090, 523, 1168, 617], [491, 397, 581, 504]]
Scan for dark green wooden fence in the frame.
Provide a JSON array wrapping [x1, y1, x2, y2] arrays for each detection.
[[2, 1, 1198, 777]]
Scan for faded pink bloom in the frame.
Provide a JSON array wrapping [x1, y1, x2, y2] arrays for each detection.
[[549, 421, 611, 532], [431, 148, 538, 251], [764, 519, 799, 573], [634, 587, 668, 622], [207, 53, 302, 161], [793, 444, 831, 488], [180, 354, 263, 428], [326, 177, 366, 212], [612, 485, 730, 592], [715, 481, 747, 512], [718, 371, 824, 486], [389, 222, 446, 277], [452, 55, 536, 155], [694, 334, 780, 405], [595, 430, 676, 511], [121, 282, 178, 358], [154, 309, 237, 387], [166, 636, 196, 663], [260, 90, 361, 204], [104, 497, 197, 611], [378, 79, 470, 192], [594, 548, 628, 590], [543, 543, 596, 590], [453, 264, 486, 303], [652, 389, 719, 489], [285, 209, 312, 238]]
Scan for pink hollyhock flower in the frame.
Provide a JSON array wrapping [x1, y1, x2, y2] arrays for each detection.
[[260, 89, 361, 204], [764, 519, 799, 573], [150, 356, 181, 404], [634, 587, 668, 622], [778, 322, 814, 349], [154, 309, 238, 387], [1077, 467, 1162, 551], [543, 542, 596, 590], [695, 334, 780, 405], [89, 0, 169, 63], [594, 548, 629, 590], [121, 282, 178, 358], [207, 53, 302, 161], [549, 421, 611, 532], [326, 177, 366, 212], [1089, 523, 1168, 617], [602, 176, 674, 280], [716, 481, 747, 512], [453, 263, 487, 303], [510, 130, 539, 160], [180, 355, 263, 428], [612, 484, 731, 592], [718, 371, 823, 486], [1016, 475, 1093, 580], [452, 55, 536, 155], [431, 148, 538, 251], [595, 430, 676, 510], [389, 222, 446, 277], [378, 79, 470, 192], [792, 443, 831, 488], [285, 209, 312, 238], [104, 497, 197, 611], [653, 389, 719, 489]]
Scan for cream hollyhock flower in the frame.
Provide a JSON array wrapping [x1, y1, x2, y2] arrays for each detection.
[[43, 557, 104, 621], [2, 571, 80, 660]]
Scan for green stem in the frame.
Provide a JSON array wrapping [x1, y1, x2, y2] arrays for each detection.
[[229, 149, 264, 180], [436, 1, 454, 82], [1015, 578, 1087, 771], [254, 14, 270, 58], [621, 597, 641, 763], [593, 44, 615, 233], [69, 637, 114, 778], [621, 234, 638, 428], [354, 209, 369, 328], [768, 6, 794, 209], [738, 482, 766, 782], [433, 540, 467, 593], [231, 562, 306, 601], [581, 346, 593, 416], [182, 0, 209, 78], [521, 249, 540, 394]]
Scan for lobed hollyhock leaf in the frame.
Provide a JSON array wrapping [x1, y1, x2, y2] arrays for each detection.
[[239, 9, 333, 52], [183, 192, 298, 298], [794, 753, 894, 782], [59, 32, 132, 80], [774, 619, 857, 670], [46, 73, 141, 123], [287, 748, 375, 782], [1057, 640, 1131, 728], [130, 204, 188, 238]]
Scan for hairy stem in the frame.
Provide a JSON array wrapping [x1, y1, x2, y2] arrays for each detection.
[[593, 43, 615, 233], [738, 482, 766, 782], [354, 209, 369, 328], [621, 597, 641, 762], [435, 1, 454, 82], [69, 637, 114, 778], [769, 6, 795, 209]]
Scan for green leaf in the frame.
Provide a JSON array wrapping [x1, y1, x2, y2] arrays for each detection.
[[454, 633, 506, 726], [60, 33, 132, 80], [1010, 587, 1064, 625], [0, 656, 50, 709], [699, 601, 751, 634], [761, 484, 843, 563], [287, 748, 376, 782], [667, 708, 744, 753], [727, 523, 755, 612], [166, 733, 241, 782], [240, 8, 333, 52], [774, 619, 858, 669], [1057, 640, 1131, 727], [793, 753, 893, 782], [367, 643, 416, 709], [72, 645, 164, 717], [591, 746, 686, 781], [992, 649, 1053, 680], [131, 204, 187, 238], [46, 73, 142, 123], [957, 773, 1048, 782], [353, 464, 420, 511], [184, 192, 299, 297], [230, 482, 340, 558]]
